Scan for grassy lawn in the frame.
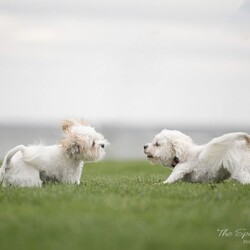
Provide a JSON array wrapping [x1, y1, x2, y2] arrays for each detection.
[[0, 160, 250, 250]]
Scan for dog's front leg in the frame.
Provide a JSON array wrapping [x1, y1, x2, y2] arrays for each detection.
[[163, 164, 191, 184]]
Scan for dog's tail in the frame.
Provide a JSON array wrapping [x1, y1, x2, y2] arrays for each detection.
[[0, 145, 26, 182], [200, 132, 250, 168]]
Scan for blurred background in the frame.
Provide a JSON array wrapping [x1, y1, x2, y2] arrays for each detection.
[[0, 0, 250, 159]]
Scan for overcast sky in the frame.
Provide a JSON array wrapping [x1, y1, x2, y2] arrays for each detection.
[[0, 0, 249, 127]]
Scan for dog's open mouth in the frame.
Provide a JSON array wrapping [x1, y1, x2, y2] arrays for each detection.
[[147, 154, 154, 158]]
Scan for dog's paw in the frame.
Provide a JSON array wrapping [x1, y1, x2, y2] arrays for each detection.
[[163, 179, 174, 184]]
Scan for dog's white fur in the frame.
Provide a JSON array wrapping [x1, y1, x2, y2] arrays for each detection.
[[0, 119, 108, 187], [144, 130, 250, 184]]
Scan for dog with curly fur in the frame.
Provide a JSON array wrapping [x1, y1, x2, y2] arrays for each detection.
[[0, 119, 108, 187], [144, 130, 250, 184]]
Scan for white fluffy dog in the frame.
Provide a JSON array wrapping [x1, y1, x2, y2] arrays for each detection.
[[144, 130, 250, 184], [0, 119, 108, 187]]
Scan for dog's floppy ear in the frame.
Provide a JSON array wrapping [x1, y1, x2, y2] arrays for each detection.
[[172, 140, 188, 162], [61, 131, 83, 159], [67, 142, 81, 158], [170, 132, 192, 163]]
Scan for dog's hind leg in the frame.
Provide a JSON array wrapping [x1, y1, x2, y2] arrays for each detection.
[[231, 171, 250, 184], [229, 159, 250, 184], [3, 164, 43, 188]]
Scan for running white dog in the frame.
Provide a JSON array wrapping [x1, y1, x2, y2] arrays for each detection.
[[0, 119, 108, 187], [144, 130, 250, 184]]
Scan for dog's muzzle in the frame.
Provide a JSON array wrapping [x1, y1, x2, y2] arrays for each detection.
[[143, 145, 153, 158]]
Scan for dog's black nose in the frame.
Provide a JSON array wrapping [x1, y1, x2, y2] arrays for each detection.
[[100, 144, 105, 148], [144, 145, 148, 150]]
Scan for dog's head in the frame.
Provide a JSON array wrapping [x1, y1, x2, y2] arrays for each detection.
[[144, 130, 193, 168], [61, 119, 109, 162]]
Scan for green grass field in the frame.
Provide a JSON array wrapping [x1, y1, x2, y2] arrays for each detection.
[[0, 161, 250, 250]]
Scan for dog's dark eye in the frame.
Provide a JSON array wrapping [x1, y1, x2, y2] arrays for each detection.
[[92, 141, 95, 147], [155, 142, 160, 147]]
